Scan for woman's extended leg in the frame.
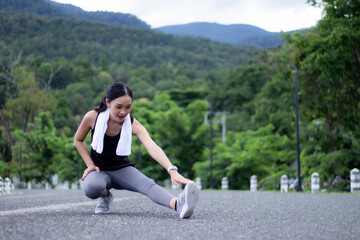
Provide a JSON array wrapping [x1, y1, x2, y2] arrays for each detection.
[[106, 166, 174, 208]]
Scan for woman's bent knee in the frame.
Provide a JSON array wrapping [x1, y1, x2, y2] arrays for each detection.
[[83, 171, 108, 199], [84, 183, 106, 199]]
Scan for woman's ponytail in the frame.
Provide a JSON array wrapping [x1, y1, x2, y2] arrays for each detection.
[[94, 97, 107, 112]]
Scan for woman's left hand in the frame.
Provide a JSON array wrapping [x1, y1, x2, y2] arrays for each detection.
[[170, 170, 191, 188]]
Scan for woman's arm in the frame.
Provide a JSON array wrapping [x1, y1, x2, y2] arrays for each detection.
[[74, 110, 100, 180], [132, 118, 190, 187]]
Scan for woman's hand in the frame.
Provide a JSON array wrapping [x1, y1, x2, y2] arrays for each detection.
[[81, 165, 100, 181], [170, 170, 191, 188]]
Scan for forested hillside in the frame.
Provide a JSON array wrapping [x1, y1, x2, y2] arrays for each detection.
[[2, 0, 283, 47], [0, 0, 359, 191], [0, 11, 257, 71], [0, 0, 149, 28]]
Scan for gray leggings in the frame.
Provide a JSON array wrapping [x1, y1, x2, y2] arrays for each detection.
[[82, 166, 174, 208]]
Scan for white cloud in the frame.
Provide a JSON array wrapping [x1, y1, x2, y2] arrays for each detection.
[[52, 0, 323, 32]]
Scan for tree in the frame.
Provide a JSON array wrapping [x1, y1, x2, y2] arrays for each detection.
[[50, 59, 75, 89], [209, 60, 270, 112], [35, 62, 61, 91], [64, 82, 95, 116], [11, 111, 80, 186], [301, 120, 360, 189], [282, 0, 360, 189], [249, 46, 297, 137], [0, 126, 11, 164], [251, 69, 296, 136], [0, 49, 23, 149], [294, 0, 360, 136], [130, 94, 208, 181], [73, 56, 96, 82], [154, 98, 208, 179], [11, 112, 58, 185], [4, 66, 56, 132], [208, 53, 274, 132]]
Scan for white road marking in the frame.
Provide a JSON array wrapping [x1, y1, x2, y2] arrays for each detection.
[[0, 197, 138, 216]]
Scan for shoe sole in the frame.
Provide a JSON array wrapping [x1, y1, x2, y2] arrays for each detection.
[[95, 193, 114, 214], [95, 209, 110, 214], [179, 181, 199, 219]]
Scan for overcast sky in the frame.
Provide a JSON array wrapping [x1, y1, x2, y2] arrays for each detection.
[[53, 0, 324, 32]]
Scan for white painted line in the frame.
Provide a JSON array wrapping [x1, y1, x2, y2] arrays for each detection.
[[0, 197, 139, 216], [0, 192, 64, 200]]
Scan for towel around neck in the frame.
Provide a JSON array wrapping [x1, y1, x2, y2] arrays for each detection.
[[91, 108, 132, 156]]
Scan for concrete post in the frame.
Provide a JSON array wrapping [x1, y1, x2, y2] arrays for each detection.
[[27, 181, 32, 190], [311, 172, 320, 193], [250, 175, 257, 192], [4, 177, 11, 193], [221, 177, 228, 190], [195, 178, 202, 190], [350, 168, 360, 193], [281, 175, 288, 193]]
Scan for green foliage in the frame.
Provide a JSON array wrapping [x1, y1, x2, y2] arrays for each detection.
[[209, 63, 261, 112], [251, 70, 295, 136], [52, 91, 77, 136], [194, 125, 295, 189], [50, 59, 75, 89], [10, 112, 81, 186], [301, 120, 360, 189], [0, 159, 12, 177], [155, 97, 208, 179], [130, 94, 208, 181], [11, 112, 55, 184], [64, 82, 95, 116], [3, 65, 56, 132], [168, 87, 207, 107], [208, 56, 272, 132], [292, 0, 360, 136]]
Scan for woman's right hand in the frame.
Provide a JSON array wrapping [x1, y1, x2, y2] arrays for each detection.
[[81, 165, 100, 181]]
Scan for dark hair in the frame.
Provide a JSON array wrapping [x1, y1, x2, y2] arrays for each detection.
[[94, 82, 133, 112]]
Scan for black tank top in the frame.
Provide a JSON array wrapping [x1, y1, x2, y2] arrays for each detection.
[[90, 113, 135, 171]]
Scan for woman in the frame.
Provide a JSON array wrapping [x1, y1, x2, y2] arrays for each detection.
[[74, 82, 199, 219]]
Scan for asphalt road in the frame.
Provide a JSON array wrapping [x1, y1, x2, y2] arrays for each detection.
[[0, 189, 359, 240]]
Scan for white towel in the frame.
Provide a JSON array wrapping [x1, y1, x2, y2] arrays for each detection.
[[91, 108, 132, 156]]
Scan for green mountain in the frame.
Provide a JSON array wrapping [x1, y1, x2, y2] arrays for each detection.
[[1, 0, 283, 47], [0, 11, 257, 71], [0, 0, 150, 29], [156, 22, 283, 47]]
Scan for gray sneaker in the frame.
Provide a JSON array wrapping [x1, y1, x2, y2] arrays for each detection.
[[95, 192, 113, 214], [176, 181, 199, 219]]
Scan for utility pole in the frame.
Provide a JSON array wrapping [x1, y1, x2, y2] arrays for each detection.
[[205, 101, 229, 189], [209, 104, 214, 189], [19, 142, 22, 189], [289, 64, 302, 192]]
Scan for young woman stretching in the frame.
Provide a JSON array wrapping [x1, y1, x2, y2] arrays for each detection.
[[74, 82, 199, 219]]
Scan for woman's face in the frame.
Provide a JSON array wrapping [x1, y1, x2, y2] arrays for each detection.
[[106, 95, 132, 123]]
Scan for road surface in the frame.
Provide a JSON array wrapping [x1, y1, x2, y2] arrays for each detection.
[[0, 189, 359, 240]]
